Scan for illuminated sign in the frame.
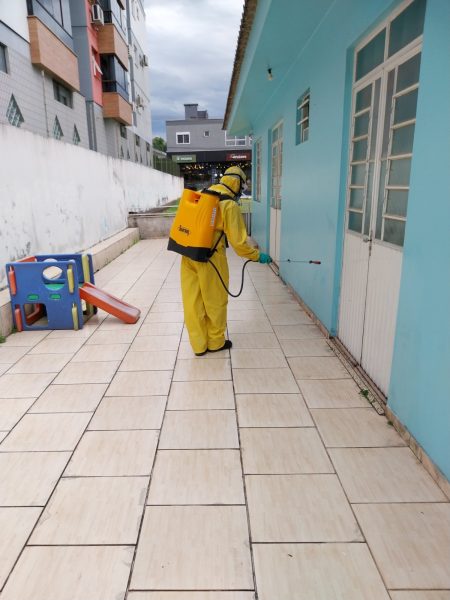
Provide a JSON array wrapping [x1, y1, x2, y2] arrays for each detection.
[[226, 152, 251, 161], [172, 155, 196, 163]]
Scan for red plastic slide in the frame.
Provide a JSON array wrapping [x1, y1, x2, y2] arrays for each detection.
[[79, 282, 140, 324]]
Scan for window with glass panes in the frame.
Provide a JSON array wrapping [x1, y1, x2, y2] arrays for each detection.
[[176, 132, 190, 144], [296, 91, 310, 144], [346, 0, 425, 247], [0, 44, 7, 73]]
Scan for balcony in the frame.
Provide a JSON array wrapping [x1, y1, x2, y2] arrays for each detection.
[[97, 23, 128, 69], [27, 16, 80, 90], [102, 90, 132, 125]]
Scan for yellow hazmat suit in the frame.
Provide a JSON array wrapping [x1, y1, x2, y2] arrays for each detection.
[[181, 168, 260, 354]]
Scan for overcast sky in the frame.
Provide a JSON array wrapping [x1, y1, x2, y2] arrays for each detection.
[[144, 0, 244, 139]]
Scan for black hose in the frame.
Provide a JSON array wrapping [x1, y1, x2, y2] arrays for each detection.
[[207, 259, 253, 298]]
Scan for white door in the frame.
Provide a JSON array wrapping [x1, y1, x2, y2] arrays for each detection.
[[339, 7, 423, 395], [269, 121, 283, 265]]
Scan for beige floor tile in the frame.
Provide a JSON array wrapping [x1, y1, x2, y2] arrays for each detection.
[[47, 327, 97, 340], [227, 320, 273, 334], [298, 378, 368, 408], [86, 329, 137, 345], [148, 450, 244, 505], [29, 383, 107, 413], [390, 593, 450, 600], [241, 428, 333, 474], [138, 322, 183, 337], [1, 331, 49, 347], [131, 335, 181, 351], [120, 351, 177, 371], [0, 412, 90, 452], [247, 474, 362, 542], [354, 503, 450, 589], [0, 507, 42, 587], [30, 476, 147, 544], [28, 337, 86, 355], [0, 372, 55, 398], [1, 545, 133, 600], [231, 349, 288, 369], [289, 356, 350, 379], [267, 311, 312, 326], [330, 447, 447, 502], [253, 543, 390, 600], [160, 410, 238, 449], [233, 368, 299, 394], [150, 302, 184, 312], [173, 359, 231, 381], [72, 343, 130, 362], [131, 506, 253, 590], [280, 338, 334, 357], [168, 381, 235, 410], [0, 345, 29, 363], [177, 341, 229, 360], [128, 594, 256, 600], [89, 396, 166, 430], [0, 451, 70, 505], [312, 408, 406, 447], [227, 309, 266, 321], [0, 363, 8, 376], [236, 393, 313, 427], [230, 332, 280, 349], [0, 398, 35, 429], [8, 353, 73, 374], [54, 361, 119, 384], [106, 370, 172, 396], [144, 311, 184, 323], [97, 319, 142, 332], [274, 324, 323, 340], [65, 430, 158, 476], [0, 431, 8, 441]]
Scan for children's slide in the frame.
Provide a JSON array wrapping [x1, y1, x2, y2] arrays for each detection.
[[79, 282, 140, 324]]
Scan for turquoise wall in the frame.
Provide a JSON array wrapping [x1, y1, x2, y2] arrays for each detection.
[[249, 0, 399, 331], [242, 0, 450, 479], [388, 0, 450, 479]]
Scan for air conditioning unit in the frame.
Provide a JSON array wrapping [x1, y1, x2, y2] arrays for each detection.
[[136, 94, 144, 108], [142, 54, 149, 67], [91, 4, 104, 26]]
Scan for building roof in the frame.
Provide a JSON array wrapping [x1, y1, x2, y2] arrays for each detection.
[[223, 0, 258, 130]]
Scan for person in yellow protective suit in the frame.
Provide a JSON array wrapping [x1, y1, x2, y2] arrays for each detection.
[[181, 166, 272, 355]]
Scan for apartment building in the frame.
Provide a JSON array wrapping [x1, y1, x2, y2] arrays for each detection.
[[0, 0, 152, 164], [166, 103, 252, 188]]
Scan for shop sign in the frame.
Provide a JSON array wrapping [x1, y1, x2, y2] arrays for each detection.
[[172, 154, 196, 163], [226, 152, 251, 161]]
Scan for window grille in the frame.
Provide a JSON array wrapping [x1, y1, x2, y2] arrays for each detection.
[[6, 95, 24, 127], [296, 91, 310, 144], [73, 125, 80, 145], [53, 116, 63, 140]]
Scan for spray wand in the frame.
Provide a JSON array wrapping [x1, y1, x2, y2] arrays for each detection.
[[279, 259, 321, 264]]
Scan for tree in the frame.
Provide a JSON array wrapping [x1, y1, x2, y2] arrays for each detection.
[[153, 136, 167, 152]]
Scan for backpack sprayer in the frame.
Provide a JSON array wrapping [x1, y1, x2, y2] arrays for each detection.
[[168, 188, 321, 297]]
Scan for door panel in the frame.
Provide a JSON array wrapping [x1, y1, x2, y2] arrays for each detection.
[[270, 122, 283, 265], [339, 29, 422, 395]]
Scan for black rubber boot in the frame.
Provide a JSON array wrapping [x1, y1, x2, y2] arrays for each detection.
[[208, 340, 232, 353], [195, 350, 207, 356]]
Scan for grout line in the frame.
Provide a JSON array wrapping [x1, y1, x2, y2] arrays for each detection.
[[123, 253, 184, 600], [228, 283, 260, 600]]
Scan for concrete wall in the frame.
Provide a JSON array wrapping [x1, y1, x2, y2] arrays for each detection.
[[0, 123, 183, 289]]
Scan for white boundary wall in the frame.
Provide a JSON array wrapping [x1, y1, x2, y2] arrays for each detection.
[[0, 124, 183, 289]]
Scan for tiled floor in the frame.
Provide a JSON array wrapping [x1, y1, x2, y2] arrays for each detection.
[[0, 239, 449, 600]]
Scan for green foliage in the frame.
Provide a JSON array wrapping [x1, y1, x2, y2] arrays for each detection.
[[153, 136, 167, 152], [0, 335, 5, 343], [359, 388, 369, 398]]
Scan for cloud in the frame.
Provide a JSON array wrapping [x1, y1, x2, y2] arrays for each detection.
[[144, 0, 244, 138]]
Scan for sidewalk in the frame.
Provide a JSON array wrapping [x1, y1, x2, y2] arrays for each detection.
[[0, 239, 449, 600]]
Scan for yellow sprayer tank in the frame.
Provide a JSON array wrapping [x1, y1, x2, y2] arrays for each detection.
[[167, 188, 221, 262]]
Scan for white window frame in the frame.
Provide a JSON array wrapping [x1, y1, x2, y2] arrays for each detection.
[[296, 91, 310, 144], [203, 130, 210, 137], [254, 138, 262, 202], [176, 132, 190, 145], [225, 133, 247, 146]]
